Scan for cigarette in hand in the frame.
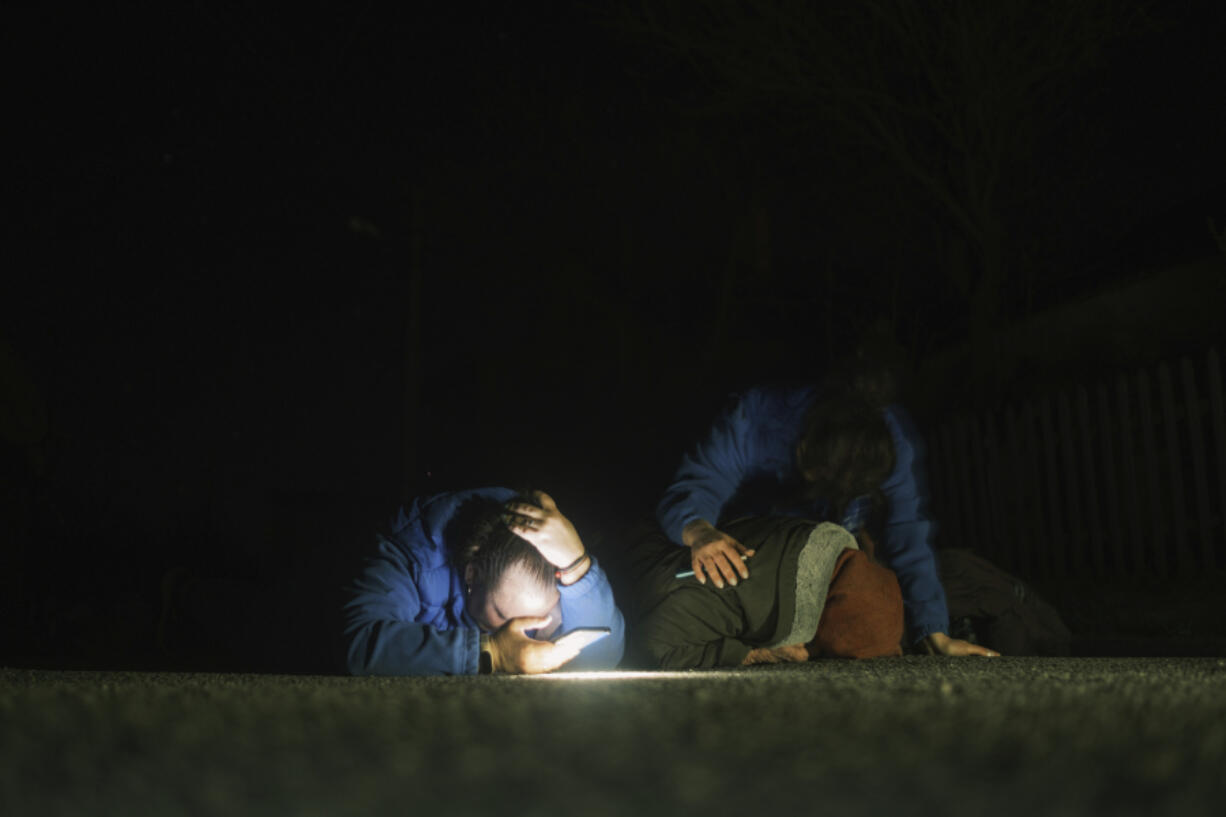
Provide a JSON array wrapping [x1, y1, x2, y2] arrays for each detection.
[[676, 553, 749, 579]]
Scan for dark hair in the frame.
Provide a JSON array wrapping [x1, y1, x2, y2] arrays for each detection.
[[445, 494, 554, 593], [797, 390, 895, 525]]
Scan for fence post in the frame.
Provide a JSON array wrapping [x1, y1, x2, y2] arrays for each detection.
[[983, 412, 1007, 568], [958, 416, 982, 552], [1039, 398, 1064, 579], [1207, 348, 1226, 570], [1057, 391, 1084, 574], [928, 420, 949, 546], [1117, 375, 1145, 575], [1157, 363, 1190, 573], [1077, 387, 1106, 575], [967, 414, 991, 559], [1003, 406, 1024, 574], [1096, 383, 1125, 575], [938, 422, 963, 550], [1020, 402, 1045, 579], [1137, 369, 1166, 577], [1181, 358, 1214, 570]]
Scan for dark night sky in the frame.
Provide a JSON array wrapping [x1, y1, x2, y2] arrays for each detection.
[[4, 2, 1225, 667]]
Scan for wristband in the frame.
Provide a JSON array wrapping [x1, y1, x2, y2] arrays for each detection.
[[554, 551, 589, 580]]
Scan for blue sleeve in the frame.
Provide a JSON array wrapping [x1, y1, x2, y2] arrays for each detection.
[[555, 557, 626, 670], [656, 392, 759, 545], [878, 406, 950, 644], [344, 534, 480, 676]]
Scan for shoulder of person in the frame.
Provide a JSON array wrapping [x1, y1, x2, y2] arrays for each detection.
[[881, 405, 930, 478], [881, 404, 921, 444]]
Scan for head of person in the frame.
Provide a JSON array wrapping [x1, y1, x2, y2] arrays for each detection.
[[795, 389, 896, 522], [446, 494, 559, 633]]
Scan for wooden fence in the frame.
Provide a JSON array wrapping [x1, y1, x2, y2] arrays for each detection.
[[927, 348, 1226, 579]]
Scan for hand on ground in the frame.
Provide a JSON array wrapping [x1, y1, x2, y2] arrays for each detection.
[[924, 631, 1000, 657]]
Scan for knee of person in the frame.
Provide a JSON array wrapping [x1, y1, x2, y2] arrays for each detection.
[[811, 521, 857, 550]]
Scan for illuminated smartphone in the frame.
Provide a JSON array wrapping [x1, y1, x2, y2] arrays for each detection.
[[551, 627, 611, 652]]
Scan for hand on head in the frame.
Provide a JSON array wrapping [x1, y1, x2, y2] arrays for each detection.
[[505, 490, 589, 576]]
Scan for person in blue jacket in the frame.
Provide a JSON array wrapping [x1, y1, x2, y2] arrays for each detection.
[[346, 487, 626, 675], [657, 383, 996, 657]]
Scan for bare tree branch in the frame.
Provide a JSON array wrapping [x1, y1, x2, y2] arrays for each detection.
[[600, 0, 1147, 327]]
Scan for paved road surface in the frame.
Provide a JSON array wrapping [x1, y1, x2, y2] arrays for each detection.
[[4, 658, 1225, 816]]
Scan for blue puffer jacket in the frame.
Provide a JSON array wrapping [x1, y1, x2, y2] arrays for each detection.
[[656, 384, 949, 645], [345, 487, 626, 675]]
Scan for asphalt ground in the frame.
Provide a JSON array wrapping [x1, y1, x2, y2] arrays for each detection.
[[4, 658, 1226, 817]]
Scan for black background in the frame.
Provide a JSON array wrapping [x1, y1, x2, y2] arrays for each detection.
[[4, 1, 1225, 670]]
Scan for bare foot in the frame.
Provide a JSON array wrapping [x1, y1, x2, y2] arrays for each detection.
[[742, 643, 809, 665]]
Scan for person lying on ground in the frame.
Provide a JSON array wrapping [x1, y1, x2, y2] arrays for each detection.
[[626, 516, 935, 669], [657, 380, 994, 657], [345, 488, 625, 675]]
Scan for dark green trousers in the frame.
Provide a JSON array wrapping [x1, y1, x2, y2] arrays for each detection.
[[625, 517, 858, 669]]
